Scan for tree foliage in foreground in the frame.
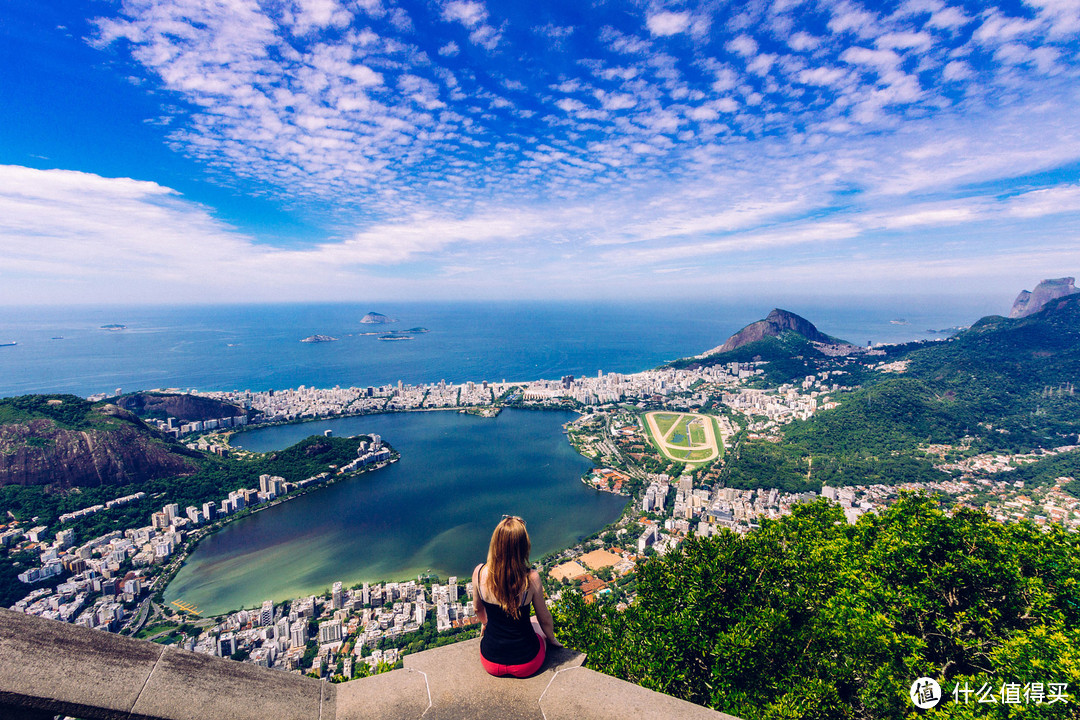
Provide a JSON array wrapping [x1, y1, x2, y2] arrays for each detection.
[[554, 496, 1080, 719]]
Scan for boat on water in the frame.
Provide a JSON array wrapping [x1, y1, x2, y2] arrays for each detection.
[[0, 342, 16, 347]]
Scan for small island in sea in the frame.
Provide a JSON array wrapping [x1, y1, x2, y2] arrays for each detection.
[[360, 311, 394, 324], [300, 335, 338, 343], [100, 324, 127, 330], [406, 327, 430, 333], [379, 333, 412, 341]]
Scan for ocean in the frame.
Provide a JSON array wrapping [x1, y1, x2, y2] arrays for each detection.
[[0, 297, 1003, 398]]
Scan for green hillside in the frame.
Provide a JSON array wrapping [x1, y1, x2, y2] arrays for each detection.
[[556, 495, 1080, 720], [716, 295, 1080, 493]]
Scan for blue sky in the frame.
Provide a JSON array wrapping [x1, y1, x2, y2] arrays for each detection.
[[1, 0, 1078, 304]]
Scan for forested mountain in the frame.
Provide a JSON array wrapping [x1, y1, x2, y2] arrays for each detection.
[[714, 294, 1080, 493], [0, 395, 199, 490]]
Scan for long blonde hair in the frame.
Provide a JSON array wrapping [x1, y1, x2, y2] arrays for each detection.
[[485, 516, 531, 619]]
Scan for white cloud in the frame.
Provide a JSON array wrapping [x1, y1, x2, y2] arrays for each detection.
[[798, 66, 847, 86], [646, 11, 691, 37], [875, 31, 932, 49], [727, 35, 758, 57], [595, 90, 637, 111], [927, 6, 970, 30], [0, 166, 269, 300], [788, 31, 821, 51], [598, 26, 650, 54], [840, 47, 902, 70], [942, 60, 972, 80], [469, 24, 502, 50], [442, 1, 487, 28], [284, 0, 353, 34], [1007, 184, 1080, 218]]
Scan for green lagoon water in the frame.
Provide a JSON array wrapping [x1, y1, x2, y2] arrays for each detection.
[[164, 409, 627, 616]]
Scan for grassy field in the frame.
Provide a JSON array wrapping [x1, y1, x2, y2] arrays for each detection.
[[652, 413, 680, 437], [135, 622, 178, 639], [688, 420, 706, 446], [643, 411, 723, 465]]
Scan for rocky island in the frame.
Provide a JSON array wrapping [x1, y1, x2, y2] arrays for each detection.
[[300, 335, 337, 343], [360, 312, 393, 324]]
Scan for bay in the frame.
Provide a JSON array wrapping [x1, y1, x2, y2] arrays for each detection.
[[164, 409, 626, 616]]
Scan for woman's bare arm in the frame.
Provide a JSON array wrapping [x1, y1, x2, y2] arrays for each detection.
[[530, 570, 561, 646], [472, 564, 487, 631]]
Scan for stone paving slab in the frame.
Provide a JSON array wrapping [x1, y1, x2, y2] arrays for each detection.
[[540, 666, 741, 720], [130, 645, 325, 720], [0, 608, 163, 719], [335, 667, 430, 720], [402, 637, 584, 720]]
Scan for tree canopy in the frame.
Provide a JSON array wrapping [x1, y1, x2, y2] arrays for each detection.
[[554, 495, 1080, 719]]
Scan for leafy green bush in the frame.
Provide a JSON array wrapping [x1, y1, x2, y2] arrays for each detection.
[[554, 495, 1080, 719]]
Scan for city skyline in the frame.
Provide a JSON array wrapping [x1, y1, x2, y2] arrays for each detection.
[[2, 0, 1079, 304]]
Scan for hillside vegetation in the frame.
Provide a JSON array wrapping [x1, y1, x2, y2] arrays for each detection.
[[715, 295, 1080, 494], [555, 495, 1080, 719], [0, 395, 199, 489]]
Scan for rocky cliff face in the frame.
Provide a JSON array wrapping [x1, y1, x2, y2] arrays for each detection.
[[705, 308, 834, 355], [0, 401, 198, 489], [116, 392, 245, 422], [1009, 277, 1078, 318]]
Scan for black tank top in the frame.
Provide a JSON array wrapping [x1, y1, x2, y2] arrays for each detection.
[[478, 567, 541, 665]]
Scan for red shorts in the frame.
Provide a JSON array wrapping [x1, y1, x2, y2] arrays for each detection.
[[480, 633, 546, 678]]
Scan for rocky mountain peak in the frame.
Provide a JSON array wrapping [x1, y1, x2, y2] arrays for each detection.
[[704, 308, 834, 355], [1009, 277, 1077, 318]]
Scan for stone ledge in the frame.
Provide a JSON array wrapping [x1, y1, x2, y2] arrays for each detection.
[[540, 666, 741, 720], [0, 608, 326, 720], [335, 668, 430, 720], [0, 607, 164, 720], [0, 608, 740, 720], [396, 637, 585, 720], [129, 645, 327, 720]]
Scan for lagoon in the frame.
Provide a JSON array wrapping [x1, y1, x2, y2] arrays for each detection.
[[164, 409, 626, 616]]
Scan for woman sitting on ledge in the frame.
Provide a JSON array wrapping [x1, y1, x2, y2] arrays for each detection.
[[472, 515, 561, 677]]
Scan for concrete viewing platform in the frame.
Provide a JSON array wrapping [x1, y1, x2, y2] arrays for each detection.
[[0, 608, 739, 720]]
